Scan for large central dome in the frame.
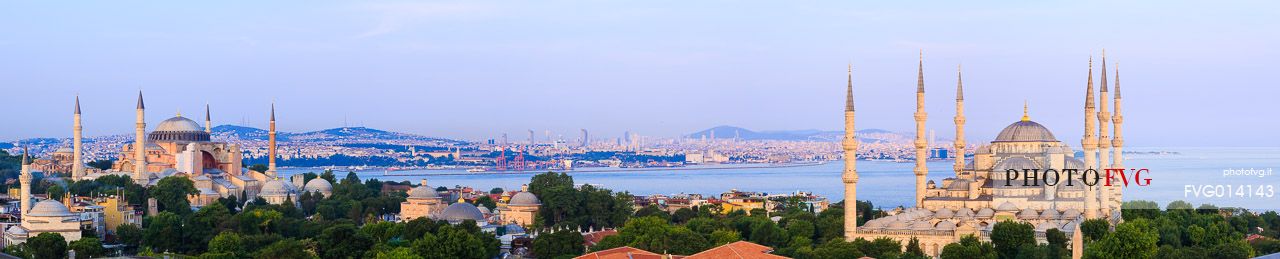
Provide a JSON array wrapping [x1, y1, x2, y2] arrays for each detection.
[[993, 120, 1057, 142], [149, 115, 211, 142]]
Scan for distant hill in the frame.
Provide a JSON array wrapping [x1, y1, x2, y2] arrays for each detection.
[[212, 125, 273, 141], [687, 125, 907, 143], [212, 125, 458, 144]]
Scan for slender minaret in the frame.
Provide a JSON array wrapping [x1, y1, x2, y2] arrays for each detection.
[[134, 91, 149, 185], [1111, 62, 1125, 205], [19, 147, 32, 214], [1097, 51, 1113, 213], [1082, 57, 1099, 219], [842, 64, 860, 240], [913, 51, 929, 206], [267, 103, 278, 178], [205, 103, 213, 134], [72, 96, 85, 179], [953, 65, 966, 177]]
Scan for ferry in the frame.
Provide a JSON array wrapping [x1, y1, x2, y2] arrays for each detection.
[[467, 167, 487, 173]]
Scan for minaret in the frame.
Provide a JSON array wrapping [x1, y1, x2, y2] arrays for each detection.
[[134, 91, 149, 185], [72, 96, 85, 179], [19, 147, 32, 215], [267, 103, 278, 178], [1111, 62, 1125, 205], [1082, 57, 1099, 219], [953, 65, 966, 177], [842, 64, 860, 240], [205, 103, 213, 134], [913, 51, 929, 206], [1097, 51, 1113, 213]]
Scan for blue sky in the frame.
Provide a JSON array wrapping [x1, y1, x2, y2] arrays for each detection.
[[1, 1, 1277, 147]]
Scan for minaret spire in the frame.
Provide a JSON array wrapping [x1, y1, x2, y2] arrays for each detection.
[[205, 103, 212, 134], [954, 64, 966, 177], [842, 64, 860, 240], [913, 51, 929, 207], [134, 91, 148, 185], [1111, 62, 1125, 206], [1082, 56, 1099, 219], [1097, 50, 1114, 214], [72, 95, 85, 179], [20, 146, 32, 214], [267, 103, 278, 178]]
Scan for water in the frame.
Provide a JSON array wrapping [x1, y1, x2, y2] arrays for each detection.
[[282, 147, 1280, 211]]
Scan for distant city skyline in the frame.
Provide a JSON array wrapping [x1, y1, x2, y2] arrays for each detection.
[[3, 1, 1278, 147]]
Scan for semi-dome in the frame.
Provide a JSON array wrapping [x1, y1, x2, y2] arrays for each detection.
[[994, 120, 1057, 142], [508, 192, 541, 206], [303, 179, 333, 193], [28, 200, 74, 217], [439, 202, 485, 223], [994, 157, 1040, 173], [149, 116, 211, 142]]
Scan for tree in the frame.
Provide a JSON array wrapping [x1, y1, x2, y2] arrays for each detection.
[[47, 184, 65, 200], [256, 238, 314, 259], [317, 224, 373, 259], [208, 232, 245, 256], [473, 195, 497, 211], [149, 176, 198, 215], [1209, 239, 1254, 259], [375, 247, 424, 259], [1084, 219, 1158, 259], [812, 238, 864, 259], [991, 220, 1035, 259], [903, 237, 927, 259], [489, 187, 504, 194], [940, 235, 997, 259], [28, 232, 68, 259], [861, 237, 903, 259], [1080, 218, 1110, 242], [143, 212, 186, 253], [117, 223, 143, 247], [68, 237, 106, 259], [532, 229, 586, 258], [709, 229, 742, 246], [785, 219, 816, 241]]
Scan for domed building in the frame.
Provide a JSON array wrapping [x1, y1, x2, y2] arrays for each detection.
[[435, 202, 487, 226], [498, 184, 541, 226], [75, 94, 283, 208], [400, 180, 446, 221], [260, 178, 299, 205], [842, 55, 1128, 257], [303, 178, 334, 198], [5, 152, 83, 246]]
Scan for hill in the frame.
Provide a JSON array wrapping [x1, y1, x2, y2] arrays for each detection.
[[687, 125, 907, 143]]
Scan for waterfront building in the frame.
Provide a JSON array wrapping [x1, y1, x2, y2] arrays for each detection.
[[843, 54, 1126, 257]]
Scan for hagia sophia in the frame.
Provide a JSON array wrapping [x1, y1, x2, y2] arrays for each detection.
[[840, 52, 1127, 257]]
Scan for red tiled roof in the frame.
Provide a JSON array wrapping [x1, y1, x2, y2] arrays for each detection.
[[685, 241, 789, 259], [582, 229, 620, 247], [575, 246, 665, 259]]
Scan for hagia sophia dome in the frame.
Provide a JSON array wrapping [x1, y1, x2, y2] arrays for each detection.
[[148, 115, 210, 142]]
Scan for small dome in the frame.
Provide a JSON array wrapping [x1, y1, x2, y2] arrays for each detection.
[[862, 219, 886, 229], [934, 208, 954, 219], [994, 120, 1057, 142], [935, 220, 957, 231], [887, 220, 910, 230], [977, 208, 996, 218], [54, 147, 73, 154], [997, 202, 1020, 212], [1036, 221, 1058, 231], [439, 202, 485, 223], [1063, 157, 1086, 170], [1040, 209, 1061, 220], [1018, 208, 1039, 219], [955, 208, 976, 218], [28, 200, 74, 217], [1061, 209, 1081, 219], [910, 221, 934, 231], [260, 179, 295, 196], [508, 192, 541, 206], [6, 226, 27, 235], [303, 179, 333, 193], [947, 179, 971, 191]]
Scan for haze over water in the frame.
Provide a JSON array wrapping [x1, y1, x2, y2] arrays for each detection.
[[284, 147, 1280, 211]]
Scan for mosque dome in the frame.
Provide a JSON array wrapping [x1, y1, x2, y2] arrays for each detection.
[[408, 185, 439, 199], [28, 200, 74, 217], [935, 220, 957, 231], [947, 179, 972, 191], [149, 116, 210, 142], [887, 220, 910, 230], [1061, 209, 1081, 219], [997, 202, 1020, 212], [5, 226, 27, 236], [956, 208, 976, 219], [910, 221, 934, 231], [54, 147, 72, 154], [1063, 157, 1086, 170], [1040, 209, 1061, 220], [1036, 221, 1059, 231], [934, 208, 954, 219], [1018, 208, 1039, 219], [303, 179, 333, 194], [508, 192, 541, 206], [261, 179, 295, 196], [994, 120, 1057, 142], [862, 219, 886, 229], [439, 202, 485, 223]]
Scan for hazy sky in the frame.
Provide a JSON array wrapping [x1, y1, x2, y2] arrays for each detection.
[[2, 1, 1277, 147]]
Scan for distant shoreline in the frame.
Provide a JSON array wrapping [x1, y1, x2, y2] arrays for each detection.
[[349, 162, 830, 177]]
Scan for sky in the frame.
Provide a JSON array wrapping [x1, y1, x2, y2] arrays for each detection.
[[1, 1, 1277, 147]]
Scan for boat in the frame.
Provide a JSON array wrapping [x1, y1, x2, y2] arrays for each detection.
[[467, 168, 486, 173]]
